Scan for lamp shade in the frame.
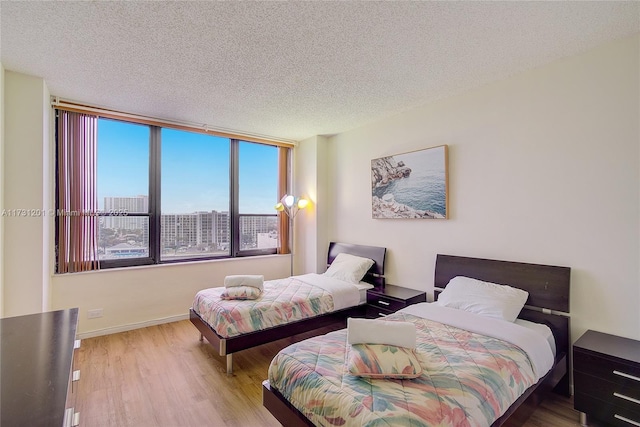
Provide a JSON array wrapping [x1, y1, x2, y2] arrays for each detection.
[[283, 195, 295, 208], [297, 198, 309, 209], [275, 194, 309, 218]]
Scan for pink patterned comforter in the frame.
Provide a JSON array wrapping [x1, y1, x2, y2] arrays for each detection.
[[268, 311, 543, 427], [193, 276, 339, 338]]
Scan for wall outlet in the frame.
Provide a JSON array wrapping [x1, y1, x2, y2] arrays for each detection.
[[87, 308, 103, 319]]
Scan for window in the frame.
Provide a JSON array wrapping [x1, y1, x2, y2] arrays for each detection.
[[97, 119, 150, 263], [161, 129, 230, 261], [238, 141, 279, 253], [56, 110, 287, 272]]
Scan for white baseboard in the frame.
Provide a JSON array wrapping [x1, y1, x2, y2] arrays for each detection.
[[77, 313, 189, 339]]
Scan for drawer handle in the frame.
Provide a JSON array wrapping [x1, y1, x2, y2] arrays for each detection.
[[614, 414, 640, 427], [614, 370, 640, 382], [377, 300, 390, 306], [378, 313, 388, 317], [64, 408, 74, 427], [614, 392, 640, 406]]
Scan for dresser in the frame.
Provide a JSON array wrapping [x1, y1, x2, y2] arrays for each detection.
[[366, 285, 427, 318], [574, 330, 640, 427], [0, 308, 80, 427]]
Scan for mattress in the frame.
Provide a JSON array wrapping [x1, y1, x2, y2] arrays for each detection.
[[355, 281, 374, 304], [268, 303, 554, 427], [515, 318, 556, 357], [192, 273, 362, 338]]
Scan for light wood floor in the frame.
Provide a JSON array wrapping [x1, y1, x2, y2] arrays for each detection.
[[76, 320, 585, 427]]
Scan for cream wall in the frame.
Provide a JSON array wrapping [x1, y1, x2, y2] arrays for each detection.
[[4, 71, 51, 317], [296, 135, 330, 274], [322, 35, 640, 341], [0, 63, 4, 317], [51, 255, 287, 337]]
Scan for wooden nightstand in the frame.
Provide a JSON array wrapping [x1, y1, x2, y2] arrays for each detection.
[[574, 330, 640, 427], [366, 285, 426, 318]]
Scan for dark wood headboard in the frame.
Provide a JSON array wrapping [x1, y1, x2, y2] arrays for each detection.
[[327, 242, 386, 286], [434, 254, 570, 313], [434, 254, 571, 373]]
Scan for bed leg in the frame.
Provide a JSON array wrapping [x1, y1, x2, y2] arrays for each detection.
[[199, 333, 203, 342], [579, 412, 587, 426], [226, 354, 233, 375]]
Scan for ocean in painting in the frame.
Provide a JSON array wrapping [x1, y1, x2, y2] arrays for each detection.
[[372, 146, 447, 216]]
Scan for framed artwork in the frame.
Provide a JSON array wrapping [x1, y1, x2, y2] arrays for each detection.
[[371, 145, 448, 219]]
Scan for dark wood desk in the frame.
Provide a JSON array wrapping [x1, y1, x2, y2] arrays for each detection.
[[1, 308, 79, 427]]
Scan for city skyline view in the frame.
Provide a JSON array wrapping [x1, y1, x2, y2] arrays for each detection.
[[95, 118, 281, 260]]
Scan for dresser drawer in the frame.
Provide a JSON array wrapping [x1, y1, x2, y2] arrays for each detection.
[[366, 294, 405, 313], [575, 372, 640, 413], [575, 350, 640, 387], [64, 339, 81, 427], [575, 393, 640, 427]]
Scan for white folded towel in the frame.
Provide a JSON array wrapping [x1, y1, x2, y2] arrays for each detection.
[[347, 317, 417, 349], [224, 275, 264, 291]]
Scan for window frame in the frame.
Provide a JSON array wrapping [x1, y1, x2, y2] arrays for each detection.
[[55, 107, 289, 272]]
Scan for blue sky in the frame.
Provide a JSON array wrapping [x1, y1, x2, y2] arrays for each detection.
[[97, 118, 278, 214]]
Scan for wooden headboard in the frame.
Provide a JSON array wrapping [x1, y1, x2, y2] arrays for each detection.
[[434, 254, 571, 373], [327, 242, 386, 286], [434, 254, 570, 312]]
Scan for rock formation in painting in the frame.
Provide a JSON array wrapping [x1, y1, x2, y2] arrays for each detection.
[[371, 156, 411, 189], [372, 194, 444, 219]]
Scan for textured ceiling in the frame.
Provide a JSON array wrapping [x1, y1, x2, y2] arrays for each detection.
[[1, 1, 638, 142]]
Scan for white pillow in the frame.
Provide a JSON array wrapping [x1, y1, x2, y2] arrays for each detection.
[[323, 253, 375, 284], [437, 276, 529, 322]]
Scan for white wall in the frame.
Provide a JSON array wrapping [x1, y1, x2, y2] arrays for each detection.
[[296, 135, 330, 274], [3, 71, 51, 317], [0, 63, 4, 317], [324, 35, 640, 341], [42, 73, 52, 313], [51, 255, 287, 337]]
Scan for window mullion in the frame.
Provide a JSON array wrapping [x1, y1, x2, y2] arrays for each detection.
[[149, 126, 161, 263], [230, 139, 240, 256]]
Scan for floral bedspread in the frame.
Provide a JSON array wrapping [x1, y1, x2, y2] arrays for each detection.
[[192, 277, 334, 338], [268, 312, 538, 427]]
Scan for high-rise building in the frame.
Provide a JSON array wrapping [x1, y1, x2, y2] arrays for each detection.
[[212, 211, 229, 250], [196, 211, 213, 246], [100, 197, 276, 258], [159, 211, 230, 254], [102, 195, 148, 231], [239, 215, 278, 249]]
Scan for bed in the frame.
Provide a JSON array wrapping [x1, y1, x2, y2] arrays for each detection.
[[262, 253, 571, 426], [189, 242, 387, 374]]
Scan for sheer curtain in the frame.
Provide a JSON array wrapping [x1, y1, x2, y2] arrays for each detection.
[[56, 110, 100, 273]]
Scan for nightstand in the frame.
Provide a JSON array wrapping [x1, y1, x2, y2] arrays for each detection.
[[366, 285, 426, 318], [574, 330, 640, 427]]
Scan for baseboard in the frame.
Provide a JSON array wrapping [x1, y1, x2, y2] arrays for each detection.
[[77, 313, 189, 339]]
